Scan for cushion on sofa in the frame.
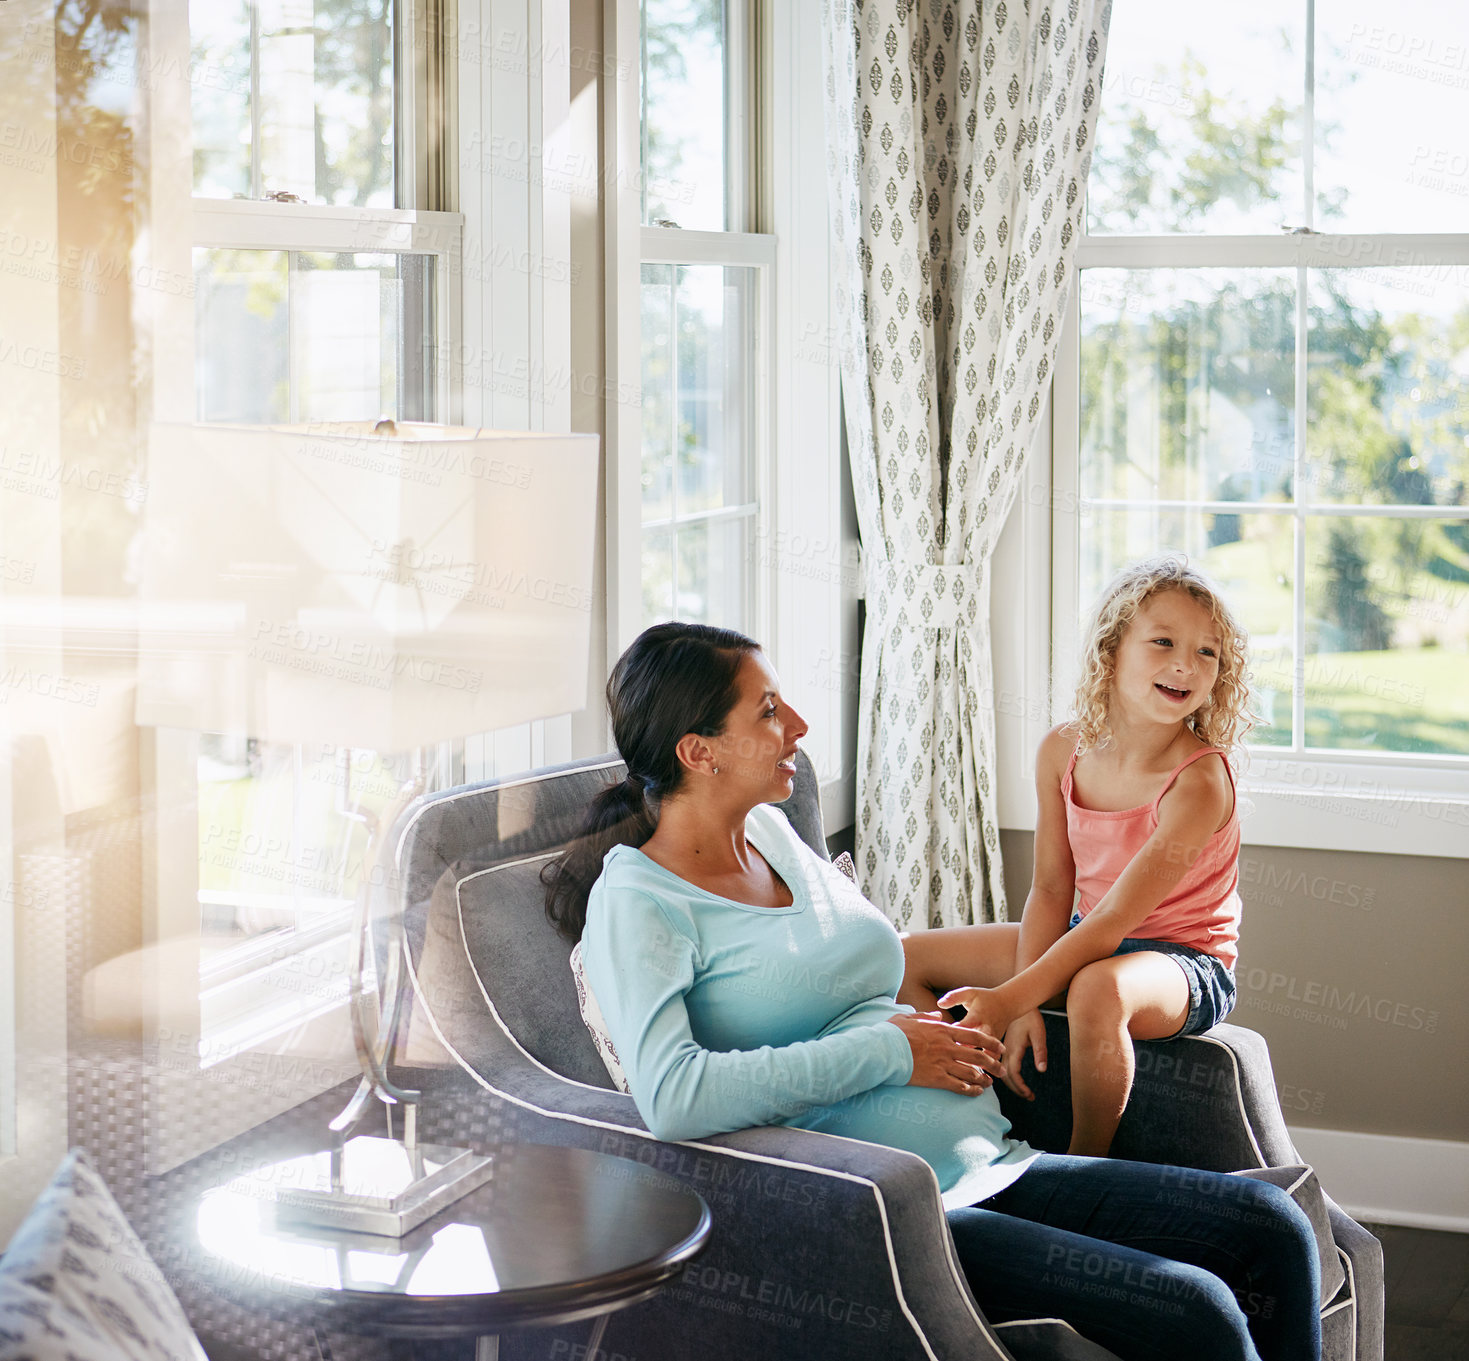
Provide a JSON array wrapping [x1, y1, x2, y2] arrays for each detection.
[[569, 940, 631, 1093], [1232, 1163, 1346, 1303], [0, 1148, 205, 1361]]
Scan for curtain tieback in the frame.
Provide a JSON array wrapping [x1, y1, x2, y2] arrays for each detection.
[[866, 557, 986, 631]]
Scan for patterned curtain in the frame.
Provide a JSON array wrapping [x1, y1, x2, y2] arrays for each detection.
[[823, 0, 1111, 929]]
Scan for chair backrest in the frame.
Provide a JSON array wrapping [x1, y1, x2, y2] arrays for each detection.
[[393, 751, 827, 1090]]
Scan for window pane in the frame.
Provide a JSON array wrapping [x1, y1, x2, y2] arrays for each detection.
[[641, 263, 675, 520], [1316, 0, 1469, 232], [1087, 0, 1304, 234], [1307, 270, 1469, 508], [1079, 270, 1296, 503], [675, 265, 753, 513], [1304, 516, 1469, 755], [197, 739, 415, 1060], [194, 250, 290, 422], [191, 2, 252, 198], [641, 0, 730, 230], [198, 739, 406, 951], [195, 250, 435, 423], [190, 0, 395, 206], [675, 517, 752, 627], [1080, 509, 1296, 747], [642, 526, 674, 623]]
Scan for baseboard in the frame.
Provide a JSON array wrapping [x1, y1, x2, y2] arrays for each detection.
[[1287, 1126, 1469, 1233]]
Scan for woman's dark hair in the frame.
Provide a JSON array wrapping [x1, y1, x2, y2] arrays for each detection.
[[542, 621, 759, 940]]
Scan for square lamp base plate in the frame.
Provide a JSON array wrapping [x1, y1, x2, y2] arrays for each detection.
[[251, 1136, 495, 1238]]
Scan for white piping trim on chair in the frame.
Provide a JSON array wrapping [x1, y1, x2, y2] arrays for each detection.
[[1283, 1166, 1314, 1199], [1284, 1161, 1361, 1327], [393, 759, 625, 868], [454, 857, 617, 1094], [935, 1181, 999, 1338], [1185, 1034, 1269, 1167], [403, 903, 968, 1361], [1320, 1244, 1357, 1360], [394, 769, 1361, 1359]]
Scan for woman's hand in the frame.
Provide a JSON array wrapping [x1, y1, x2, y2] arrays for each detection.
[[936, 985, 1014, 1048], [999, 1009, 1048, 1101], [887, 1011, 1004, 1095]]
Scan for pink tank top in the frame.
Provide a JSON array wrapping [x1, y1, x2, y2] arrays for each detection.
[[1063, 744, 1241, 969]]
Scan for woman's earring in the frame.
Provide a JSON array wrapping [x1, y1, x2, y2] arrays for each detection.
[[712, 766, 720, 775]]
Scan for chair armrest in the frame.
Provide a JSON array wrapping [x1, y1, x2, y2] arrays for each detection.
[[1324, 1199, 1384, 1361], [417, 1060, 1017, 1361], [997, 1013, 1301, 1172]]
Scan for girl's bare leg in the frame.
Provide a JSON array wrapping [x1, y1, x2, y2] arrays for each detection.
[[897, 923, 1021, 1012], [1064, 952, 1191, 1157]]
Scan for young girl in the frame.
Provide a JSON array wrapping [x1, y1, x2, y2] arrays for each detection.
[[901, 555, 1253, 1156]]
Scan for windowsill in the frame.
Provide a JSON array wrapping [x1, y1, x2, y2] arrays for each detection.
[[1238, 762, 1469, 860], [1000, 765, 1469, 860], [199, 915, 357, 1069]]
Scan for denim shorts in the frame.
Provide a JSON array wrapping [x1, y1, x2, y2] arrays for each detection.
[[1068, 911, 1236, 1037]]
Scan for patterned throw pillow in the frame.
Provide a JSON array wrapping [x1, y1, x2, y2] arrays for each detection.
[[0, 1148, 206, 1361], [569, 941, 632, 1094]]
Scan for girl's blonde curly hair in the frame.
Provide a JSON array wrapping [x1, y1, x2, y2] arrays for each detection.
[[1072, 555, 1256, 756]]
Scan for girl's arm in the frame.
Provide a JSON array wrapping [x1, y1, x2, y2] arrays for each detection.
[[945, 753, 1232, 1034], [992, 726, 1075, 1097], [1013, 725, 1080, 977]]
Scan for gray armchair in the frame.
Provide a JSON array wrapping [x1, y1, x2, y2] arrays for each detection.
[[391, 752, 1382, 1361]]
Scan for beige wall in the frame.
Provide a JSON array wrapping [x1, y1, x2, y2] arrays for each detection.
[[1000, 829, 1468, 1143]]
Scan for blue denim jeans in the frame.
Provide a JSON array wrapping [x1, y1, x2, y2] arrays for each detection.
[[948, 1154, 1321, 1361]]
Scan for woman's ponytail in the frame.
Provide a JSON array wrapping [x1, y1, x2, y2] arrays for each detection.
[[542, 775, 657, 940]]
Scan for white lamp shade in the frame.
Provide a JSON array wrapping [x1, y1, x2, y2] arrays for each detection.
[[136, 421, 599, 750]]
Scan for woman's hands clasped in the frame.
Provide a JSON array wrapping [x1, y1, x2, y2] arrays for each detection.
[[887, 1011, 1005, 1095], [936, 987, 1048, 1100]]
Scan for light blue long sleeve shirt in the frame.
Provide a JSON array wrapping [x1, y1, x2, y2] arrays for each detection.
[[582, 803, 1037, 1209]]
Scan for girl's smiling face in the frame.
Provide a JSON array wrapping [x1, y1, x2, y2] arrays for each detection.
[[1111, 588, 1222, 726]]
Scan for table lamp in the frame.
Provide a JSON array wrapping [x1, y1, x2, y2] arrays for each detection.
[[136, 418, 599, 1234], [137, 419, 598, 749]]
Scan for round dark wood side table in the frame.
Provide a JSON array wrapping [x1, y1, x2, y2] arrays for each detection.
[[188, 1141, 711, 1360]]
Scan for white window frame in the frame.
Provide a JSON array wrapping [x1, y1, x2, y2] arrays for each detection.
[[139, 0, 585, 1172], [634, 0, 773, 645], [1047, 230, 1469, 858], [191, 201, 460, 433], [991, 24, 1469, 857], [607, 0, 853, 827], [639, 225, 777, 644]]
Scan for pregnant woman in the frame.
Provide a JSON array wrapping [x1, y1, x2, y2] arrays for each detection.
[[543, 622, 1320, 1361]]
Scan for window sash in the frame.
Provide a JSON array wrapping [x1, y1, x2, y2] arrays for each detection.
[[1061, 242, 1469, 766], [1076, 234, 1469, 270], [637, 239, 774, 635], [193, 200, 463, 253], [1051, 147, 1469, 850], [640, 0, 755, 232], [641, 225, 775, 267]]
